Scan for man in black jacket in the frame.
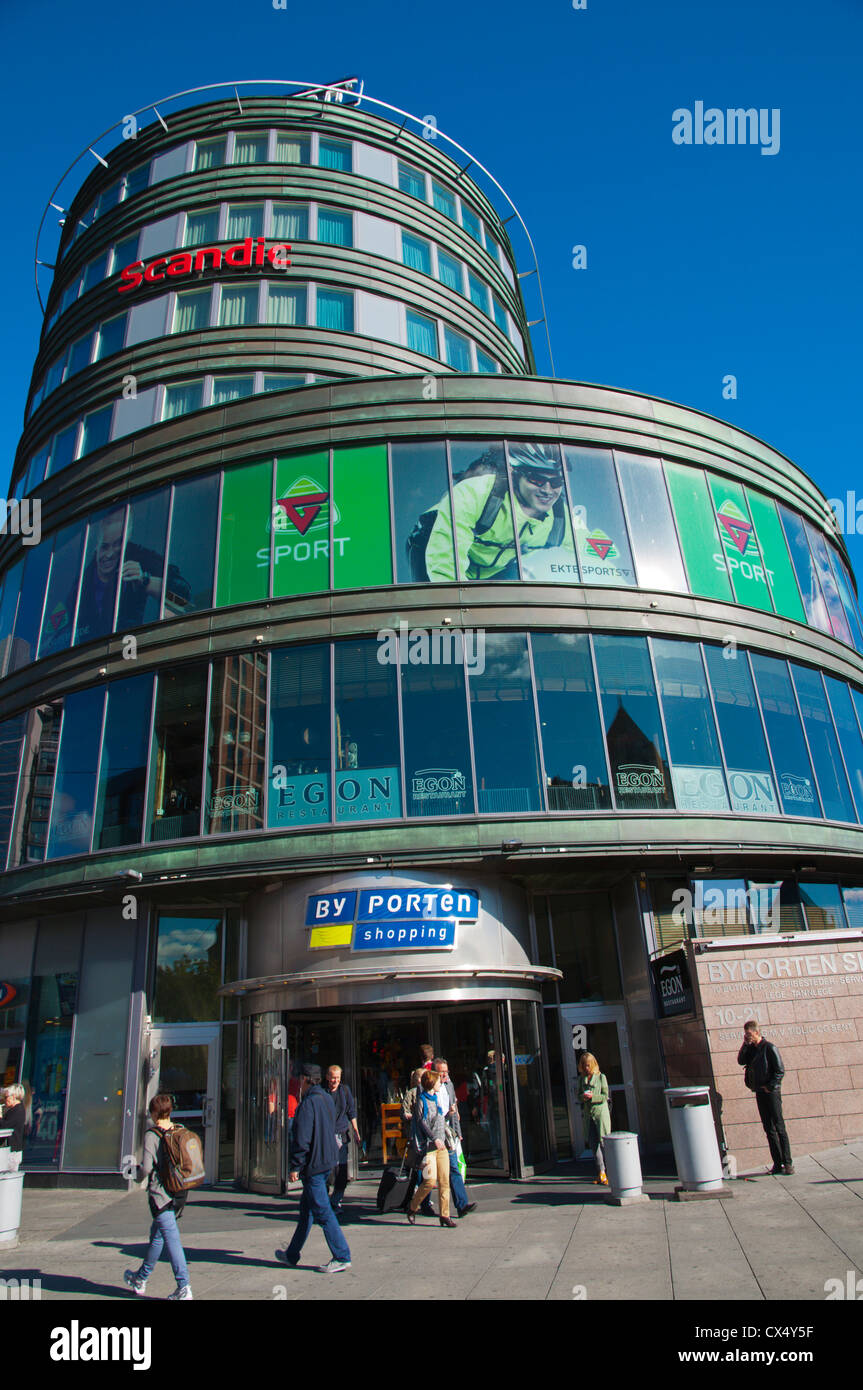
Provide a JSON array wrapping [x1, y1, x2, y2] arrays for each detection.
[[276, 1064, 352, 1273], [737, 1020, 794, 1175]]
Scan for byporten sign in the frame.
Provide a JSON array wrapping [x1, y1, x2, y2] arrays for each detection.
[[305, 887, 480, 951]]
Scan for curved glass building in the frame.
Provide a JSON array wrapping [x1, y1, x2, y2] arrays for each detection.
[[2, 85, 862, 1184]]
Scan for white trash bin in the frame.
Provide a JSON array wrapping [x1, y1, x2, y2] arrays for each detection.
[[0, 1170, 24, 1248], [603, 1131, 648, 1204], [664, 1086, 724, 1193]]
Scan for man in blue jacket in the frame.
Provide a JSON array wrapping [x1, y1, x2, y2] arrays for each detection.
[[276, 1064, 352, 1273]]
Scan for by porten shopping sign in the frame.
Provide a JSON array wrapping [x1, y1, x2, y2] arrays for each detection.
[[304, 887, 480, 952], [118, 238, 291, 292]]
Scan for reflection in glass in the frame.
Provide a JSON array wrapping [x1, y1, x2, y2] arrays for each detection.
[[750, 654, 821, 817], [564, 446, 636, 587], [0, 559, 23, 677], [248, 1011, 285, 1190], [268, 644, 331, 828], [799, 883, 847, 931], [94, 674, 153, 849], [777, 505, 830, 632], [74, 505, 127, 644], [205, 653, 267, 834], [469, 633, 543, 813], [804, 520, 853, 645], [154, 914, 221, 1023], [402, 661, 474, 817], [593, 636, 673, 810], [24, 917, 82, 1166], [548, 894, 622, 1002], [39, 524, 85, 657], [9, 541, 52, 671], [392, 441, 454, 583], [334, 641, 401, 822], [165, 472, 219, 615], [532, 633, 610, 810], [147, 665, 208, 841], [824, 676, 863, 820], [790, 664, 855, 822], [507, 442, 577, 584], [615, 452, 687, 592], [10, 703, 62, 865], [509, 1001, 550, 1168], [652, 639, 729, 812], [438, 1010, 507, 1172], [117, 490, 171, 630], [46, 687, 105, 859], [826, 546, 863, 652], [703, 644, 779, 815], [0, 715, 26, 871]]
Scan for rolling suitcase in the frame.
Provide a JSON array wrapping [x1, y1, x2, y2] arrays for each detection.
[[376, 1150, 411, 1213]]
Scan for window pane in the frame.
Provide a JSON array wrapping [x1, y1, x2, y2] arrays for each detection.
[[653, 639, 729, 811], [9, 541, 52, 672], [432, 182, 457, 220], [124, 164, 150, 197], [437, 250, 462, 292], [219, 286, 258, 326], [826, 546, 863, 651], [25, 446, 50, 495], [406, 310, 437, 357], [117, 489, 169, 630], [402, 662, 474, 816], [319, 138, 352, 171], [392, 440, 454, 584], [95, 314, 127, 359], [272, 203, 308, 240], [824, 676, 863, 820], [154, 913, 221, 1023], [96, 181, 121, 217], [460, 203, 483, 243], [68, 335, 93, 376], [800, 883, 847, 931], [532, 633, 611, 810], [49, 424, 78, 477], [334, 640, 401, 821], [398, 161, 426, 199], [790, 663, 855, 822], [173, 289, 211, 333], [486, 233, 501, 264], [778, 504, 830, 631], [593, 635, 673, 810], [616, 452, 687, 592], [446, 440, 515, 581], [804, 520, 853, 645], [10, 701, 61, 865], [75, 506, 126, 644], [316, 289, 353, 331], [475, 347, 497, 374], [112, 233, 139, 275], [702, 643, 779, 814], [233, 133, 268, 164], [549, 894, 623, 1002], [664, 462, 733, 602], [225, 204, 264, 240], [83, 254, 108, 293], [80, 406, 113, 456], [750, 653, 820, 817], [205, 653, 267, 834], [268, 644, 331, 828], [444, 327, 471, 371], [163, 382, 203, 418], [468, 272, 489, 313], [217, 459, 272, 606], [194, 138, 226, 171], [274, 133, 310, 164], [37, 524, 83, 659], [492, 296, 508, 333], [317, 208, 352, 247], [469, 633, 543, 812], [0, 714, 26, 870], [23, 917, 82, 1164], [564, 445, 636, 587], [94, 673, 153, 849], [212, 376, 254, 405], [266, 284, 306, 325], [184, 210, 219, 247], [402, 233, 432, 275], [262, 374, 305, 391], [47, 686, 104, 858], [147, 664, 208, 840], [165, 472, 219, 615], [507, 441, 576, 583]]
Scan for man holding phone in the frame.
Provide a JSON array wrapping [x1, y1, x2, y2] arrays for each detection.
[[737, 1019, 794, 1176]]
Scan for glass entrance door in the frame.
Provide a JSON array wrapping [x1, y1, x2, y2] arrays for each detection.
[[560, 1005, 637, 1158], [247, 1011, 286, 1194], [147, 1024, 220, 1185], [437, 1006, 510, 1175], [353, 1015, 430, 1168]]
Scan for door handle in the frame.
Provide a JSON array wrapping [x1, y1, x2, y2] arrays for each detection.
[[202, 1098, 216, 1128]]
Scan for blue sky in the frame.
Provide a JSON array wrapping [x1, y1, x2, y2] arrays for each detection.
[[2, 0, 861, 569]]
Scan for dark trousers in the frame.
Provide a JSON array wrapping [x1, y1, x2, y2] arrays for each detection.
[[329, 1141, 349, 1204], [756, 1089, 792, 1168]]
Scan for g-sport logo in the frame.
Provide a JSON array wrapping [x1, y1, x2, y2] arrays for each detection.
[[119, 237, 291, 292]]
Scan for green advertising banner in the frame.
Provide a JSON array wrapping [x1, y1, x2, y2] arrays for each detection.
[[745, 488, 807, 623], [273, 450, 331, 598], [216, 460, 272, 607], [706, 474, 773, 613], [664, 462, 733, 601], [332, 444, 393, 590]]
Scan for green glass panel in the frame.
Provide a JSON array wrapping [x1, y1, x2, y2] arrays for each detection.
[[273, 451, 330, 596], [706, 474, 773, 613], [216, 460, 272, 607], [664, 462, 733, 601], [745, 488, 807, 623], [332, 444, 393, 590]]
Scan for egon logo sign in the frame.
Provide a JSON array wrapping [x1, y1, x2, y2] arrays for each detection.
[[118, 237, 291, 292]]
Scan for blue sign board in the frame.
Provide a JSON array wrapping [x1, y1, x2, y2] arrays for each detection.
[[305, 891, 358, 926], [353, 920, 456, 951], [356, 889, 479, 922]]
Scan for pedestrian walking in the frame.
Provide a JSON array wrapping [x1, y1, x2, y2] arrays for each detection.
[[325, 1064, 361, 1212], [124, 1093, 193, 1300], [406, 1070, 457, 1227], [577, 1052, 611, 1185], [433, 1058, 476, 1218], [276, 1063, 352, 1273], [737, 1019, 794, 1175], [0, 1084, 26, 1170]]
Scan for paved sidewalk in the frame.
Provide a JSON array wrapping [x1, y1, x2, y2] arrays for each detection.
[[1, 1142, 861, 1301]]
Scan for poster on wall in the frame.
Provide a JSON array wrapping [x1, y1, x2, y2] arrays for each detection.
[[651, 950, 695, 1018]]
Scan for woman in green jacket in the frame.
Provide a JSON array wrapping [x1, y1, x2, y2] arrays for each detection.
[[577, 1052, 611, 1185]]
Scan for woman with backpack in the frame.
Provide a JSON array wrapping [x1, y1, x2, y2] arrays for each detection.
[[124, 1093, 193, 1300], [577, 1052, 612, 1186], [405, 1070, 457, 1227]]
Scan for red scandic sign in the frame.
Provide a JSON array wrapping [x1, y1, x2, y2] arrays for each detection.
[[118, 238, 292, 292]]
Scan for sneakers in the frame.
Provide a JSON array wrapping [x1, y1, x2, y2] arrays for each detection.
[[123, 1269, 147, 1296], [781, 1164, 795, 1176], [318, 1258, 352, 1274], [167, 1284, 193, 1300], [274, 1247, 299, 1267]]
